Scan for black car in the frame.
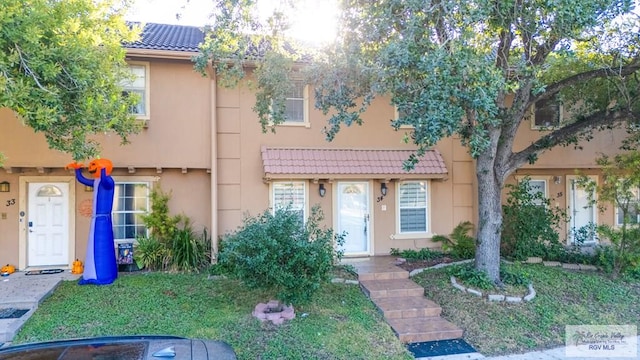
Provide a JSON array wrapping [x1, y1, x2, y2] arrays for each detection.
[[0, 335, 236, 360]]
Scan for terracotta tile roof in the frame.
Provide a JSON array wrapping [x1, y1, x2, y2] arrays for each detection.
[[261, 147, 448, 179], [126, 23, 204, 52]]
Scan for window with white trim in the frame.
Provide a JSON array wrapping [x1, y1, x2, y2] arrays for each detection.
[[398, 181, 429, 233], [525, 179, 547, 206], [394, 107, 414, 129], [122, 63, 149, 118], [282, 80, 308, 124], [616, 186, 640, 225], [112, 182, 150, 241], [272, 181, 306, 223], [531, 98, 562, 129]]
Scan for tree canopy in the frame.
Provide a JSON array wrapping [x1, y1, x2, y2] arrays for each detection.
[[0, 0, 141, 162], [198, 0, 640, 282]]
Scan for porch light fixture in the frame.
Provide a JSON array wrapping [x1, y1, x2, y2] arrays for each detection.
[[553, 176, 562, 184], [0, 181, 9, 193], [84, 185, 94, 192], [380, 182, 388, 197], [318, 183, 326, 197]]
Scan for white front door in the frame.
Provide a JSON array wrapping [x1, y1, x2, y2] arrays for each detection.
[[28, 182, 70, 266], [567, 176, 597, 245], [337, 182, 370, 255]]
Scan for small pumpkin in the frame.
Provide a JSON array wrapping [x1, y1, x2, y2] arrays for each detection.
[[71, 259, 84, 274], [1, 264, 16, 274]]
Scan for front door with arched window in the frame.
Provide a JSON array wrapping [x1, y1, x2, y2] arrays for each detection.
[[27, 182, 70, 266]]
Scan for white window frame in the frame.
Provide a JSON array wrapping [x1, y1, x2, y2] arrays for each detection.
[[615, 185, 640, 226], [272, 80, 310, 128], [394, 107, 414, 129], [396, 180, 430, 235], [122, 61, 150, 121], [530, 98, 562, 129], [270, 181, 308, 223], [111, 176, 155, 243], [515, 175, 549, 206]]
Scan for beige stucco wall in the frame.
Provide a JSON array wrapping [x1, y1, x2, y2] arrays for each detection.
[[2, 52, 633, 267], [0, 57, 213, 268], [215, 76, 476, 255]]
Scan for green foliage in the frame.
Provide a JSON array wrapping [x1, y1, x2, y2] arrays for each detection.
[[432, 221, 476, 259], [199, 0, 640, 284], [141, 186, 182, 242], [137, 186, 211, 272], [499, 264, 531, 287], [389, 247, 443, 260], [416, 264, 640, 356], [133, 235, 167, 271], [577, 151, 640, 277], [0, 0, 141, 160], [219, 206, 345, 305], [501, 178, 567, 260], [15, 273, 412, 359], [447, 263, 494, 290], [168, 220, 211, 273]]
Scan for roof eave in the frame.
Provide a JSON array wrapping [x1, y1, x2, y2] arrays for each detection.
[[263, 173, 448, 182], [125, 47, 199, 60]]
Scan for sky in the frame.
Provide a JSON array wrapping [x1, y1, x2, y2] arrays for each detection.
[[125, 0, 339, 45]]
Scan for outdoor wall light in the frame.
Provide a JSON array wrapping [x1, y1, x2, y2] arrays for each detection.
[[0, 181, 9, 193], [84, 185, 94, 192], [318, 183, 326, 197], [380, 182, 388, 197], [553, 176, 562, 184]]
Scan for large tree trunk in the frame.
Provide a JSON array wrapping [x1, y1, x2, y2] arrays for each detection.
[[475, 152, 504, 284]]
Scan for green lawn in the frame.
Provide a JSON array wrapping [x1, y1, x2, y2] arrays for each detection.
[[14, 272, 412, 360], [413, 263, 640, 356]]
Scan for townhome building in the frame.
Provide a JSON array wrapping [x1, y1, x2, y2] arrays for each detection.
[[0, 23, 629, 270]]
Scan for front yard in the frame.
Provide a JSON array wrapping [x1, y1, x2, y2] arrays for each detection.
[[13, 272, 412, 360], [13, 263, 640, 358], [413, 263, 640, 356]]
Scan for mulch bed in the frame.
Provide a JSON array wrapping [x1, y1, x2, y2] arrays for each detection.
[[395, 256, 457, 272]]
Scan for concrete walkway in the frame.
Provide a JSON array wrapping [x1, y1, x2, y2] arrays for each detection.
[[0, 271, 79, 344]]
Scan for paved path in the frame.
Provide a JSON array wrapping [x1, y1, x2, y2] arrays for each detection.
[[0, 271, 79, 344]]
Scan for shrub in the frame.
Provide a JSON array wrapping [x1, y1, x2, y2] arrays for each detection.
[[389, 247, 443, 260], [596, 225, 640, 276], [432, 221, 476, 259], [168, 219, 211, 272], [141, 186, 182, 242], [219, 205, 344, 306], [447, 263, 493, 290], [134, 235, 167, 271], [136, 186, 211, 272], [501, 178, 567, 260]]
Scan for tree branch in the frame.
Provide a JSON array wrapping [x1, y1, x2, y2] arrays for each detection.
[[530, 61, 640, 106], [506, 109, 637, 172], [15, 45, 54, 95]]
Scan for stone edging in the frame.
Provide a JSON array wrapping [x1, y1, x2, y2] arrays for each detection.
[[330, 278, 359, 285], [524, 257, 599, 271], [450, 276, 536, 303]]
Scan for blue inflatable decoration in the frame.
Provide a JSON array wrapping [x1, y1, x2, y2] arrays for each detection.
[[66, 159, 117, 285]]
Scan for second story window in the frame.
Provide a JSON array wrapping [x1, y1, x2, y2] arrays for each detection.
[[532, 98, 561, 129], [122, 63, 150, 119], [284, 80, 308, 124]]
